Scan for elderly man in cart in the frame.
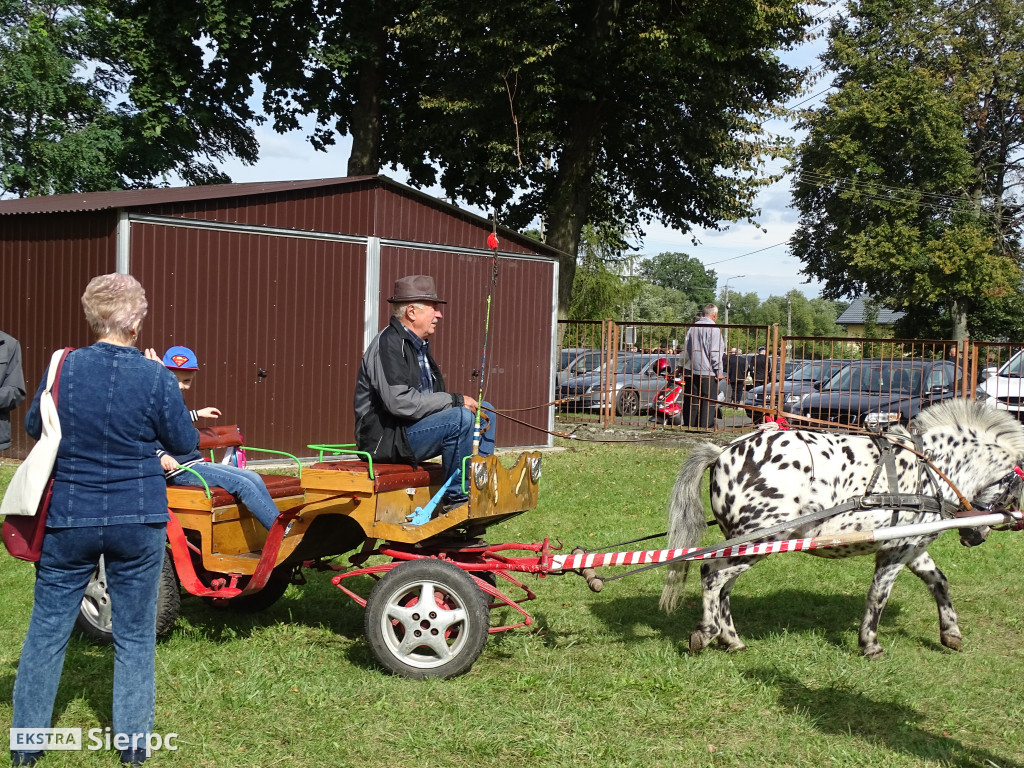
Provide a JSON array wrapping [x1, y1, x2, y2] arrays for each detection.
[[353, 275, 496, 512]]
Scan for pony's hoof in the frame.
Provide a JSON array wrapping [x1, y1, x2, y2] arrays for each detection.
[[941, 633, 962, 651], [689, 630, 710, 654], [862, 646, 885, 661]]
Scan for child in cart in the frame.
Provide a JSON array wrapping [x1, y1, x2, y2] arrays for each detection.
[[146, 345, 281, 529]]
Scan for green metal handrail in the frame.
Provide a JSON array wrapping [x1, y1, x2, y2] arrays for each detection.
[[239, 446, 303, 477], [174, 464, 212, 497], [306, 443, 375, 479]]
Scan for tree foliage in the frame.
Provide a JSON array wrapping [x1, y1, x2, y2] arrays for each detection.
[[637, 252, 717, 308], [790, 0, 1024, 339], [568, 224, 641, 321], [0, 0, 253, 196], [114, 0, 809, 318]]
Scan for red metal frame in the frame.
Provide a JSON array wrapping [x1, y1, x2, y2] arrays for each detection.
[[331, 538, 563, 633]]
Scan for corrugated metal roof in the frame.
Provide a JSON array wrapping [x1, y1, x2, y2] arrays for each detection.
[[0, 174, 564, 259], [837, 297, 907, 325], [0, 176, 376, 214]]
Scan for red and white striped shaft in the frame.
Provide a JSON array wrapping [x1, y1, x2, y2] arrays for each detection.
[[550, 511, 1022, 572]]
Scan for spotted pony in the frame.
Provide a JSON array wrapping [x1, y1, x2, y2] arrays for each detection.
[[660, 398, 1024, 659]]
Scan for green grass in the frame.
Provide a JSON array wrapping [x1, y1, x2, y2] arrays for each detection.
[[1, 444, 1023, 768]]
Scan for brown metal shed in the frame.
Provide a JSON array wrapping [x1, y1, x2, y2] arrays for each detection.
[[0, 176, 560, 460]]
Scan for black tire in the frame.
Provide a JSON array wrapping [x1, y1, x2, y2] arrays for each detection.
[[365, 559, 490, 679], [616, 389, 641, 416], [202, 568, 292, 612], [76, 550, 180, 643]]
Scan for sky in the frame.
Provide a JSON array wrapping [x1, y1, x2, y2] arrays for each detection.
[[209, 12, 837, 303]]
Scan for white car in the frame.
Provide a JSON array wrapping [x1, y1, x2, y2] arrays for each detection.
[[975, 348, 1024, 420]]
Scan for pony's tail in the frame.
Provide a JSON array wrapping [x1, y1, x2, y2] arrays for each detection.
[[660, 442, 723, 614]]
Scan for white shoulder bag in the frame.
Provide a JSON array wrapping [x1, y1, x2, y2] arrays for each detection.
[[0, 349, 67, 517]]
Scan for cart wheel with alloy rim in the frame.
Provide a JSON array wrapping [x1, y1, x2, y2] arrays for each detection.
[[365, 559, 490, 679], [75, 550, 180, 643]]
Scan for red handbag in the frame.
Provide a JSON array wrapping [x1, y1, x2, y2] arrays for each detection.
[[2, 347, 72, 563]]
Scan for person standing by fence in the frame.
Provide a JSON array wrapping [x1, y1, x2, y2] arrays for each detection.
[[725, 348, 747, 403], [684, 304, 725, 429]]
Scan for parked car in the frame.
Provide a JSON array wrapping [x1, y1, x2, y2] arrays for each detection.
[[556, 348, 603, 388], [559, 353, 681, 416], [744, 359, 850, 421], [801, 359, 960, 428], [975, 348, 1024, 420]]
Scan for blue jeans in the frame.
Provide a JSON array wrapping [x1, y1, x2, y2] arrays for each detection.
[[173, 463, 280, 528], [12, 522, 167, 752], [405, 401, 496, 499]]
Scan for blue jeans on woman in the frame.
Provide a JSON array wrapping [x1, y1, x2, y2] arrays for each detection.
[[405, 401, 496, 502], [12, 522, 167, 760], [172, 463, 280, 528]]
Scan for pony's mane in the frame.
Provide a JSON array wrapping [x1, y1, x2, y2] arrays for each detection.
[[913, 398, 1024, 457]]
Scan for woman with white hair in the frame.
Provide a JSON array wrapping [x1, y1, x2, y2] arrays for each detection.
[[10, 273, 197, 768]]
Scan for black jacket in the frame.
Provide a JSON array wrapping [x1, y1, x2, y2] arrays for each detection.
[[353, 317, 463, 463]]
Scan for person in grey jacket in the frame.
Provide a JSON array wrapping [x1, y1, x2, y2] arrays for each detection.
[[353, 275, 495, 510], [684, 304, 725, 429], [0, 330, 26, 451]]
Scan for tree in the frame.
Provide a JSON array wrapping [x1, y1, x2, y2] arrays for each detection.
[[0, 0, 123, 195], [140, 0, 809, 318], [568, 224, 641, 321], [637, 253, 717, 308], [0, 0, 253, 196], [394, 1, 810, 321], [790, 0, 1024, 340]]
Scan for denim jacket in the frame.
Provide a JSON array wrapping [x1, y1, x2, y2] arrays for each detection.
[[25, 343, 198, 527]]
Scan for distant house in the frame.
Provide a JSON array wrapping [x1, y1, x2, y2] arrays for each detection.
[[836, 298, 906, 338]]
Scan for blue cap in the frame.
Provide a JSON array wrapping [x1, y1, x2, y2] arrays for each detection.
[[162, 345, 198, 370]]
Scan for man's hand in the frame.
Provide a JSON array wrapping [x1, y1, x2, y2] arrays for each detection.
[[160, 454, 179, 472], [462, 395, 479, 414], [196, 406, 222, 419]]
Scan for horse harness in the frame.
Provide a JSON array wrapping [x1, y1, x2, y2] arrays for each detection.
[[584, 430, 1024, 584]]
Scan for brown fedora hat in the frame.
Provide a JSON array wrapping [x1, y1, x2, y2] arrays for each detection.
[[387, 274, 447, 304]]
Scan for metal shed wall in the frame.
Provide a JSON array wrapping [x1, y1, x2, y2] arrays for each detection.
[[378, 246, 555, 450], [0, 177, 557, 459], [129, 221, 366, 457], [0, 213, 118, 456]]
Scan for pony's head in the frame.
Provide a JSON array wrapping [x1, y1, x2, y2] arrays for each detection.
[[912, 399, 1024, 545]]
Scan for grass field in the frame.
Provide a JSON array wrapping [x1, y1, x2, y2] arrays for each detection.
[[1, 440, 1023, 768]]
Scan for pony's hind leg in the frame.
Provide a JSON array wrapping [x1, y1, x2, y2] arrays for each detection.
[[691, 558, 758, 653], [907, 550, 961, 651]]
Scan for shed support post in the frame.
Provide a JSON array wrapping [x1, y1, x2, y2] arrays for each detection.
[[116, 211, 130, 273], [364, 236, 381, 351]]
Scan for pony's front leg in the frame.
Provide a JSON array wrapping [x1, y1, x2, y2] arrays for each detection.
[[861, 552, 911, 659], [691, 558, 755, 654], [906, 550, 961, 651]]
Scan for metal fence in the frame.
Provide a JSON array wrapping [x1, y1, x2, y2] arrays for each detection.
[[556, 320, 1022, 434]]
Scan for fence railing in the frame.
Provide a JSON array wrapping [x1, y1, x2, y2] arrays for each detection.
[[556, 320, 1021, 434]]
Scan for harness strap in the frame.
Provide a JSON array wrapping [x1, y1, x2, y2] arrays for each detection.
[[593, 487, 961, 584]]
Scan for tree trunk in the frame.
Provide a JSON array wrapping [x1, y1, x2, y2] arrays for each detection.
[[543, 0, 617, 321], [347, 25, 385, 176], [544, 125, 602, 322], [950, 298, 968, 340]]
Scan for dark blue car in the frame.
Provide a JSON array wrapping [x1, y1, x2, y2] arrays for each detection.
[[744, 359, 850, 421], [801, 359, 961, 428]]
